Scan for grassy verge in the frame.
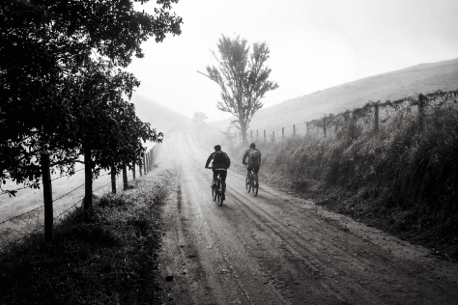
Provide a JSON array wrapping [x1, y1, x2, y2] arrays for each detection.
[[0, 173, 170, 305], [250, 106, 458, 261]]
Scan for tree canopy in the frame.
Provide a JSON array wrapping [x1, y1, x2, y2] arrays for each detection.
[[0, 0, 181, 195], [192, 112, 208, 126], [202, 34, 278, 143]]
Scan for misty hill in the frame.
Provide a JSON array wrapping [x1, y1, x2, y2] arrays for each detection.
[[131, 94, 191, 134], [213, 57, 458, 132]]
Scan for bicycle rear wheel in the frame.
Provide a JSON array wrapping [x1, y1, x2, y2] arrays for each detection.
[[217, 191, 223, 206], [246, 176, 251, 193], [253, 174, 258, 197]]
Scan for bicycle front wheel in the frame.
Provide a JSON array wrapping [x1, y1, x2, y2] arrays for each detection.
[[212, 185, 217, 201]]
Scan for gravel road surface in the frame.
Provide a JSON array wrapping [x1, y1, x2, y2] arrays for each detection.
[[155, 130, 458, 305]]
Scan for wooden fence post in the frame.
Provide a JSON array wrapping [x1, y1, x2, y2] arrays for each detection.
[[306, 122, 309, 135], [151, 145, 156, 166], [374, 102, 379, 133], [148, 151, 151, 171], [272, 131, 275, 142], [282, 127, 284, 140], [143, 154, 147, 174], [149, 151, 152, 171], [40, 149, 53, 242], [418, 93, 427, 130], [139, 155, 142, 177], [293, 124, 296, 136], [323, 116, 327, 138]]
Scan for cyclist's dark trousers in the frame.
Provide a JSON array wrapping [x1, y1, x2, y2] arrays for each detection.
[[212, 169, 227, 194]]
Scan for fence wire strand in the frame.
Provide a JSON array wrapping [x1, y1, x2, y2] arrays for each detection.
[[1, 147, 159, 253]]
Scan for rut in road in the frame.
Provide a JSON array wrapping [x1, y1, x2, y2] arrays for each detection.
[[156, 130, 458, 305]]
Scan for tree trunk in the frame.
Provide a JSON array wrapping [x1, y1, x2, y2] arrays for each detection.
[[111, 162, 116, 194], [240, 120, 248, 144], [40, 149, 53, 242], [132, 161, 136, 181], [83, 145, 93, 210], [123, 162, 128, 190]]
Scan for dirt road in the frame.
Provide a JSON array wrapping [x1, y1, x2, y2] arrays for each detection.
[[155, 130, 458, 305]]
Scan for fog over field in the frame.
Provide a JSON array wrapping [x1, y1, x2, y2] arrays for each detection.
[[132, 57, 458, 135], [127, 0, 458, 123]]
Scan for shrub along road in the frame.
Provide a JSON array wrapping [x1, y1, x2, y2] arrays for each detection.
[[154, 130, 458, 305]]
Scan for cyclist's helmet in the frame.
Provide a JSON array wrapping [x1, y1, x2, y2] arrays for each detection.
[[249, 143, 256, 149], [214, 145, 221, 151]]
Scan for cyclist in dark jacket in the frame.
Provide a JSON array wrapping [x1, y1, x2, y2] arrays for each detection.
[[205, 145, 231, 200]]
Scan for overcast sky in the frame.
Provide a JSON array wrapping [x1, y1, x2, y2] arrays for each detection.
[[127, 0, 458, 121]]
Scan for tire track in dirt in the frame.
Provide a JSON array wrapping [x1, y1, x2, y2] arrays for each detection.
[[160, 131, 290, 304], [226, 187, 422, 304], [226, 173, 458, 305]]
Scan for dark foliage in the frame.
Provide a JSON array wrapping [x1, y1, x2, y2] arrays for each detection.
[[0, 0, 181, 193]]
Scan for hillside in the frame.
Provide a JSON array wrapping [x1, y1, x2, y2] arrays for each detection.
[[212, 57, 458, 132], [131, 94, 191, 135]]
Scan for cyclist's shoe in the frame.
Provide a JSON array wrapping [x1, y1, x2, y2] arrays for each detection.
[[222, 193, 225, 200]]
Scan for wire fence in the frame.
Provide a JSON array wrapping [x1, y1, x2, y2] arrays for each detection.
[[0, 172, 115, 253], [226, 90, 458, 144], [0, 168, 86, 197], [0, 144, 160, 252]]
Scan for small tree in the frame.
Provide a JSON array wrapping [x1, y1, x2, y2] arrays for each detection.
[[192, 112, 208, 126], [201, 35, 278, 143]]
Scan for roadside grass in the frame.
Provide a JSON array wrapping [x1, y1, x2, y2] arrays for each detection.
[[0, 173, 169, 305], [256, 106, 458, 260], [0, 166, 135, 253]]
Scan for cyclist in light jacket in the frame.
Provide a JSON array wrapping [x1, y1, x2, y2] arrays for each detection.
[[242, 143, 261, 187]]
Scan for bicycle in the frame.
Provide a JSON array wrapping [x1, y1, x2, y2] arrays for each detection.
[[245, 166, 259, 196], [208, 168, 224, 206]]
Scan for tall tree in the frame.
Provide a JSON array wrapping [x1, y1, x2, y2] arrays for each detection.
[[201, 35, 278, 143]]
